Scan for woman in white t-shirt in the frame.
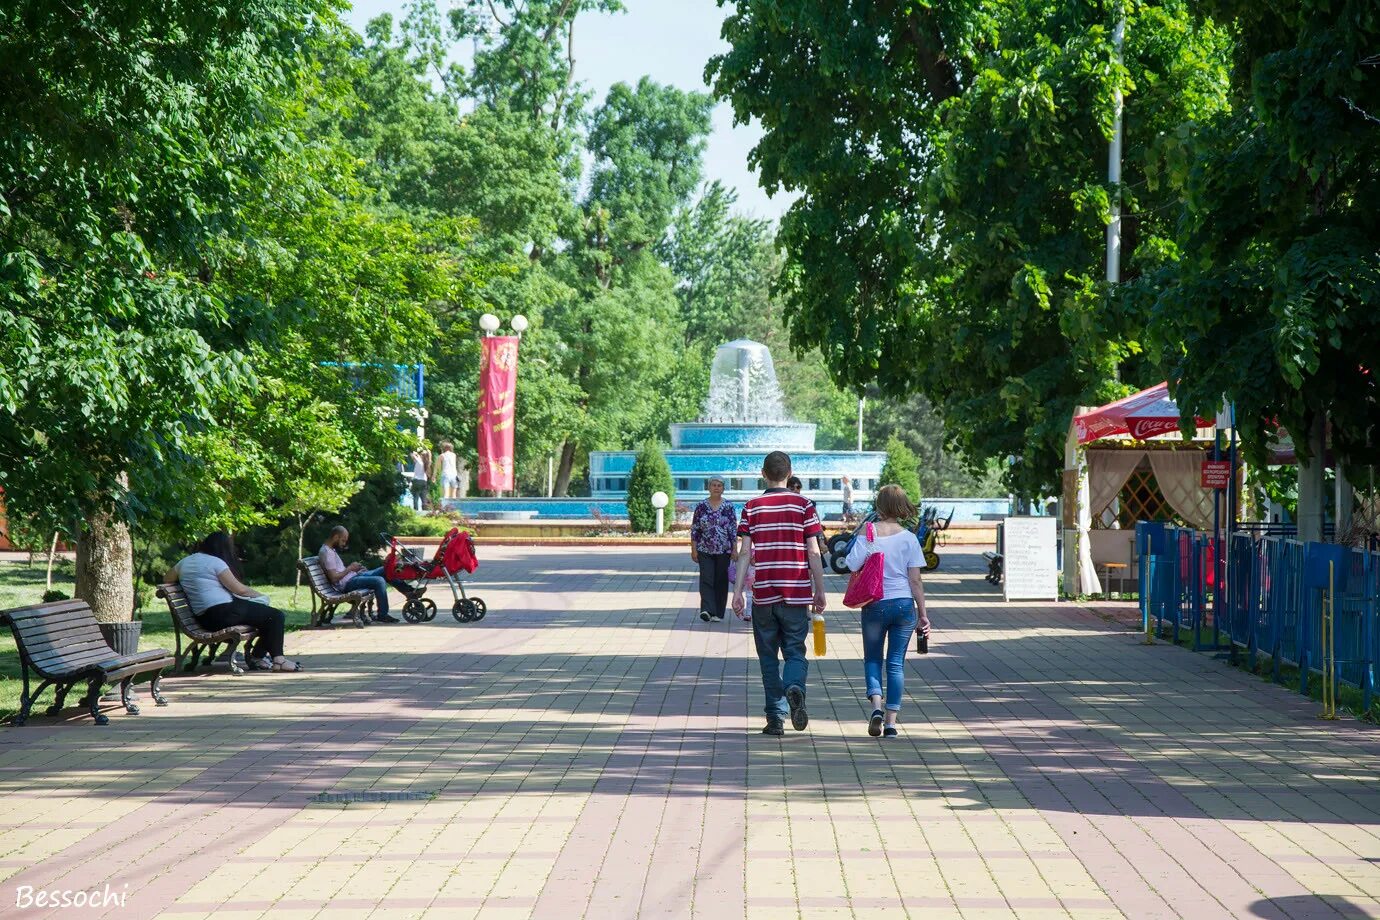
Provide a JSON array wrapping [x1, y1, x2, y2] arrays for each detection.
[[438, 441, 460, 499], [167, 532, 302, 672], [844, 484, 929, 738]]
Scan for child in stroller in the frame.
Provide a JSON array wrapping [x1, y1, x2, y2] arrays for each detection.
[[380, 528, 486, 623]]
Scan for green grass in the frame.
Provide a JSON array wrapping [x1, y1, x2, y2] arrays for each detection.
[[0, 559, 316, 722]]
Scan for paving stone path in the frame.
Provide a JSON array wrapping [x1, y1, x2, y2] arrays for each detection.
[[3, 546, 1380, 920]]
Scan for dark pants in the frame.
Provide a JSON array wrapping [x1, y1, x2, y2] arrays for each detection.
[[197, 597, 286, 659], [345, 566, 413, 618], [697, 552, 730, 618], [751, 602, 811, 721], [410, 479, 428, 510]]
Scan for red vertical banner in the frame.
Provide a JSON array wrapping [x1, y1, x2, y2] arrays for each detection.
[[477, 336, 519, 492]]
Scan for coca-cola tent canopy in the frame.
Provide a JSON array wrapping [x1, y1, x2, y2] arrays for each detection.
[[1073, 382, 1213, 445]]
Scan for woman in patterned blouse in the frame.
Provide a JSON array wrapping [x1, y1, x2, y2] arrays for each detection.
[[690, 477, 738, 622]]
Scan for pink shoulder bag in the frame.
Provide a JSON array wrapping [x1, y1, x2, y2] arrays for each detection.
[[842, 523, 885, 609]]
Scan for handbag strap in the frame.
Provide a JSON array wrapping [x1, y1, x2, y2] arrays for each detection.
[[866, 522, 875, 542]]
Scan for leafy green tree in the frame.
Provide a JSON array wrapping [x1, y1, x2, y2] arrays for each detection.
[[626, 443, 675, 533], [878, 436, 922, 508], [661, 182, 775, 345], [1132, 0, 1380, 487], [546, 78, 712, 492], [710, 0, 1230, 495], [0, 0, 339, 619], [454, 0, 623, 135]]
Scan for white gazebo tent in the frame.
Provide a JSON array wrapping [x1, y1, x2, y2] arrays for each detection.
[[1063, 383, 1223, 596]]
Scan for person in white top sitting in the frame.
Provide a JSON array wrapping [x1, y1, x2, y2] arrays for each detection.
[[318, 525, 416, 624], [844, 484, 929, 738], [166, 532, 302, 672]]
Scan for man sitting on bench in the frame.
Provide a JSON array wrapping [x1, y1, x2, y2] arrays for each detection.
[[319, 526, 416, 624]]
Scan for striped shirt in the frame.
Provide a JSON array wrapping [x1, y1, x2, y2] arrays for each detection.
[[737, 488, 823, 606]]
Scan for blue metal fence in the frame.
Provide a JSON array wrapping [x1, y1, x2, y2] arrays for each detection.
[[1138, 522, 1379, 709], [1136, 523, 1218, 649]]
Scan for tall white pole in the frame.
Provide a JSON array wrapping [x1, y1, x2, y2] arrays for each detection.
[[857, 397, 865, 452], [548, 455, 554, 498], [1105, 5, 1125, 286]]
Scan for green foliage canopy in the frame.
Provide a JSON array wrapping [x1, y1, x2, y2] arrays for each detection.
[[0, 0, 335, 528], [878, 436, 923, 509], [1131, 0, 1380, 466], [709, 0, 1230, 495]]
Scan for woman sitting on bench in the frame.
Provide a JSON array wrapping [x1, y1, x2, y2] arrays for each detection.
[[167, 532, 303, 672]]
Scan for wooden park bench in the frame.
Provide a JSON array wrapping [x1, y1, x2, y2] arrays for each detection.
[[156, 583, 258, 675], [298, 556, 374, 628], [0, 600, 173, 725]]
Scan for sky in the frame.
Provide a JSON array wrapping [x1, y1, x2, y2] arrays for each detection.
[[340, 0, 796, 221]]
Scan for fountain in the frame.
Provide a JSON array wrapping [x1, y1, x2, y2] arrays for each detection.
[[589, 339, 885, 516]]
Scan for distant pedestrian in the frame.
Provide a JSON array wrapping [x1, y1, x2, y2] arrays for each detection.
[[691, 477, 737, 622], [787, 475, 828, 557], [409, 448, 429, 511], [844, 484, 929, 738], [438, 441, 460, 500], [733, 451, 827, 736], [841, 475, 855, 521]]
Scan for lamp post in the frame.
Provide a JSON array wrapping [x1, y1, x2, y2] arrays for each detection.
[[652, 491, 669, 535]]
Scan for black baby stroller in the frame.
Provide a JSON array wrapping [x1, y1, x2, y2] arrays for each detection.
[[380, 528, 487, 623]]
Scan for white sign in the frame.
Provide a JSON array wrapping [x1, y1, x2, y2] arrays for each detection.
[[1003, 516, 1059, 601]]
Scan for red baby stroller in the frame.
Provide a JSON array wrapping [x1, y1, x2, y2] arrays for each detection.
[[380, 528, 486, 623]]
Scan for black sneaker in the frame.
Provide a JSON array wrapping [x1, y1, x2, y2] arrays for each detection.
[[711, 614, 724, 622], [761, 720, 785, 736], [699, 611, 712, 622], [868, 709, 885, 737], [883, 725, 898, 738], [374, 612, 400, 624], [786, 686, 808, 731]]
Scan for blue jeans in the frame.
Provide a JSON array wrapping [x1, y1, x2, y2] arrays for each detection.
[[861, 598, 916, 711], [752, 602, 811, 721], [345, 567, 413, 618]]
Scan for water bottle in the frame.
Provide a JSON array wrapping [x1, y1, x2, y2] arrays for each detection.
[[917, 624, 929, 654], [812, 614, 826, 657]]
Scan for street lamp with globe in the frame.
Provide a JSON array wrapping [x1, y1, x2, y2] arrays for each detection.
[[651, 490, 669, 535]]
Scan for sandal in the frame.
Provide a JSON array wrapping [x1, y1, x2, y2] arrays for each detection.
[[272, 658, 304, 672], [245, 654, 273, 671]]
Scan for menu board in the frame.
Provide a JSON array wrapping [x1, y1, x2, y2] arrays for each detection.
[[1003, 516, 1059, 601]]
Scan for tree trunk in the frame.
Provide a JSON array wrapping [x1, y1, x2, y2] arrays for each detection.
[[292, 507, 314, 606], [75, 509, 134, 623], [1336, 463, 1355, 539], [554, 440, 578, 497], [1297, 414, 1327, 544], [45, 531, 58, 590]]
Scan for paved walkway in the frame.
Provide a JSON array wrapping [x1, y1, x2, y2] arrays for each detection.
[[3, 547, 1380, 920]]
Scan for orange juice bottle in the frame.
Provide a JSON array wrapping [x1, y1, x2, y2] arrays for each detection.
[[812, 614, 826, 657]]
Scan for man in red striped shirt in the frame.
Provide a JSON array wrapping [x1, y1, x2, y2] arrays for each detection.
[[732, 451, 827, 735]]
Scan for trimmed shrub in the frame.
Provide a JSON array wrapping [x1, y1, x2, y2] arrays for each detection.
[[627, 443, 675, 533], [395, 507, 457, 537], [878, 435, 922, 508]]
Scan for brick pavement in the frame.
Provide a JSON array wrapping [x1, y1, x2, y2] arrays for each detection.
[[2, 546, 1380, 919]]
